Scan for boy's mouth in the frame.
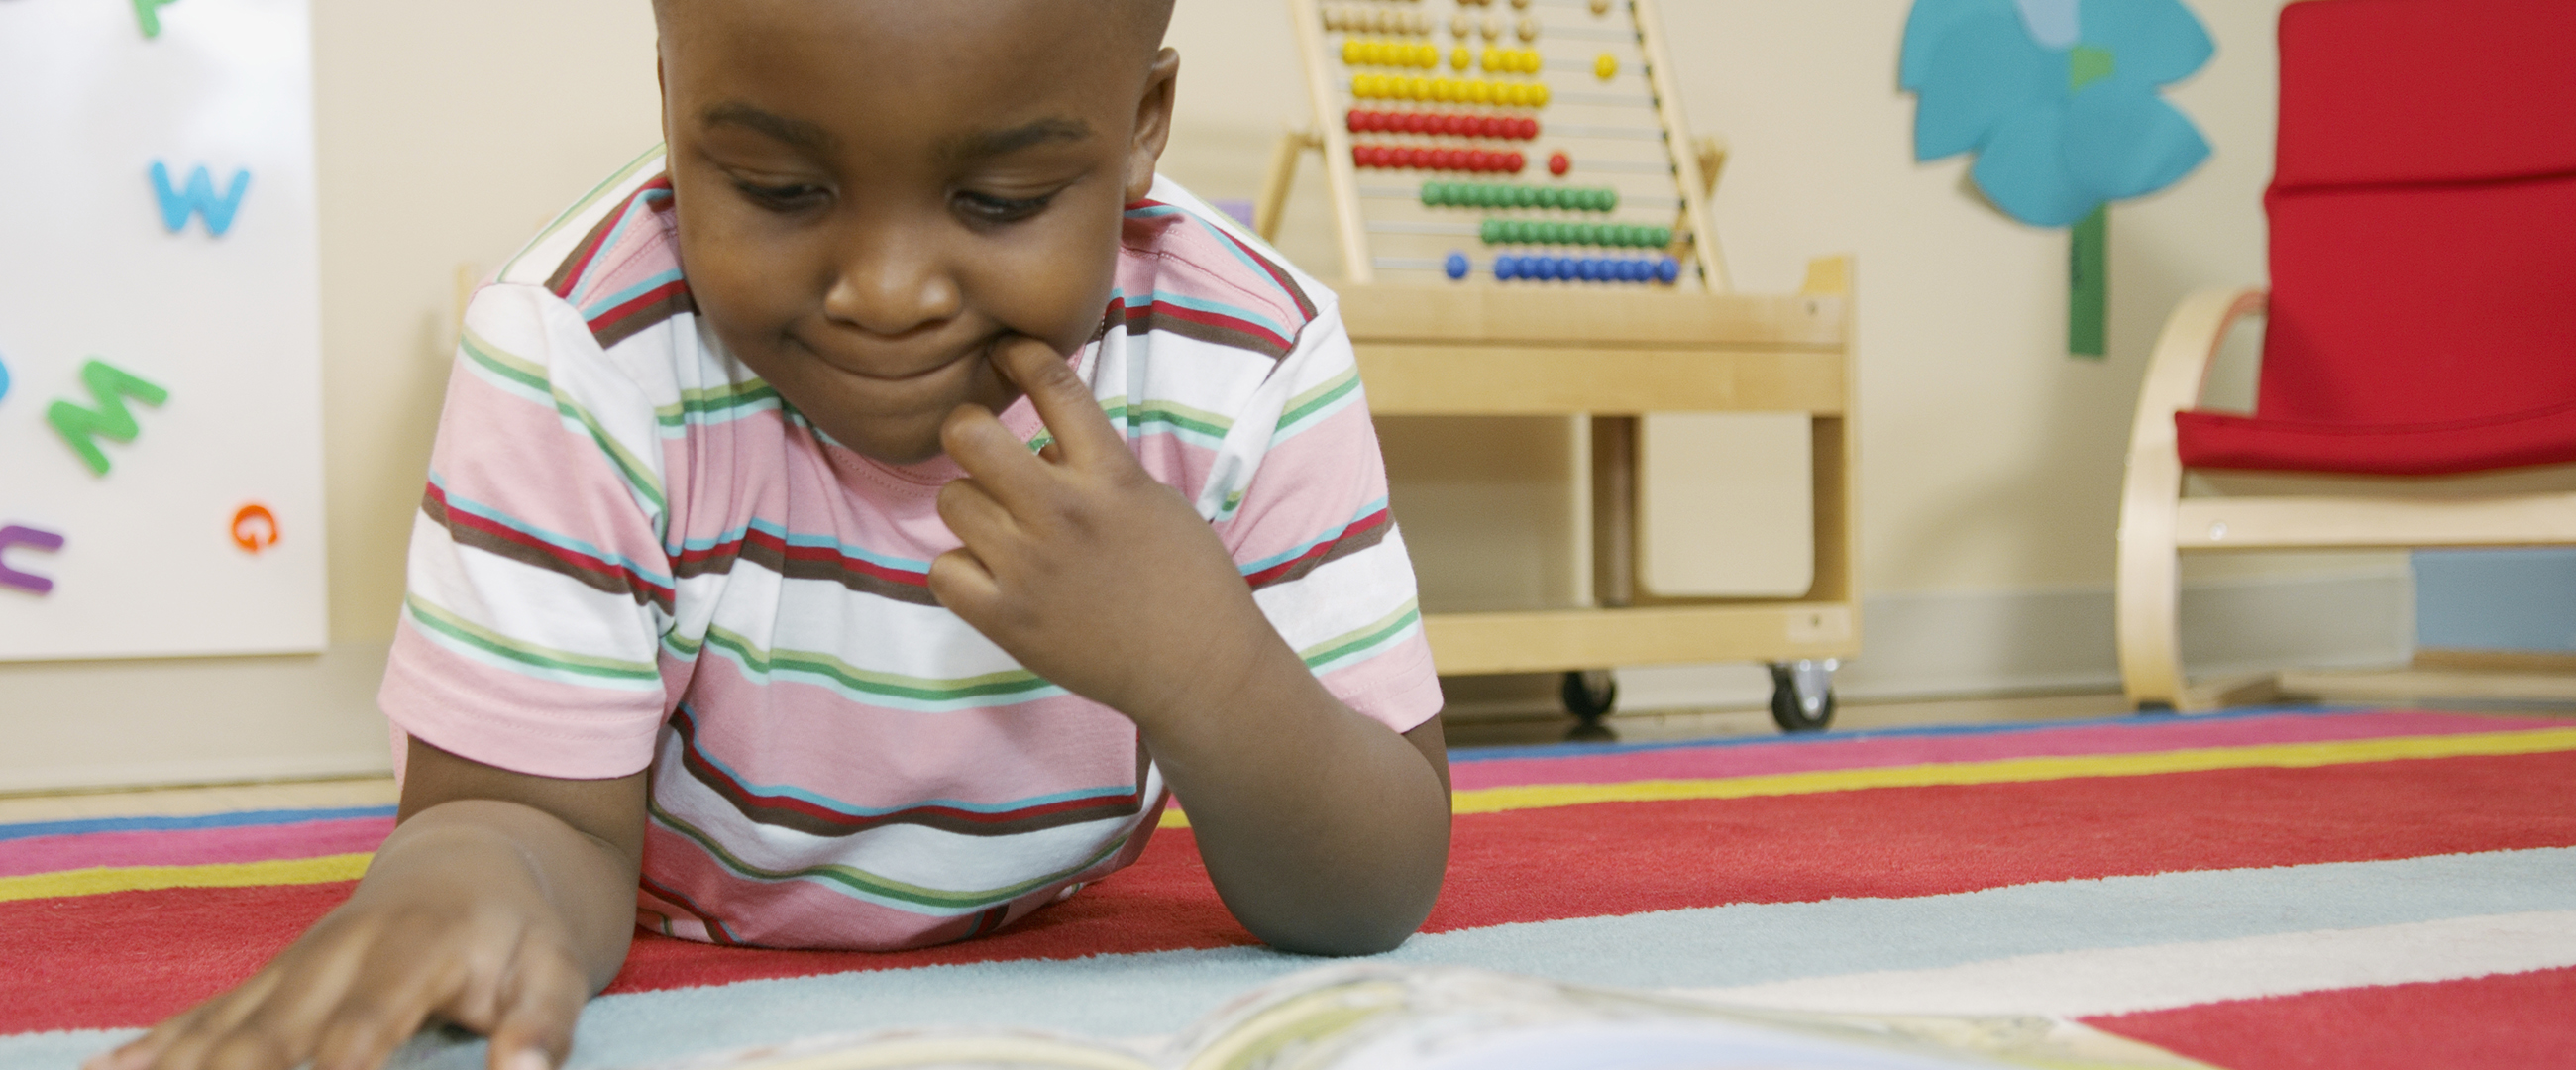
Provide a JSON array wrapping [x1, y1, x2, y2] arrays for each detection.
[[791, 330, 997, 385]]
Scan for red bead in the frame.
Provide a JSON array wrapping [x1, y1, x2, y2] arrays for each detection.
[[1345, 111, 1361, 134], [1506, 151, 1526, 173], [1351, 146, 1369, 167], [1548, 151, 1571, 176], [1522, 118, 1541, 140], [1398, 112, 1421, 134]]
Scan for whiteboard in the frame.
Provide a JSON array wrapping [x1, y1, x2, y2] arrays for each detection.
[[0, 0, 327, 660]]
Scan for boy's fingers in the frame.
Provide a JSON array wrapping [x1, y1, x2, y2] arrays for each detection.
[[483, 948, 586, 1070], [926, 547, 1002, 621], [938, 404, 1052, 508], [935, 479, 1018, 548], [989, 336, 1122, 467]]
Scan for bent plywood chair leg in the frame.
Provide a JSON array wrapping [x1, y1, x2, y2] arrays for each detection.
[[2116, 287, 2268, 710]]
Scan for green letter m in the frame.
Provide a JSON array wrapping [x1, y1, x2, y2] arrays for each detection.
[[49, 359, 170, 476]]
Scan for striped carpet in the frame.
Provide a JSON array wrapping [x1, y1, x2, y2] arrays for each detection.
[[5, 707, 2573, 1069]]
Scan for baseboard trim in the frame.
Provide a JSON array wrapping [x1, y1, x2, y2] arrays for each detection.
[[1607, 567, 2414, 712], [0, 640, 396, 795]]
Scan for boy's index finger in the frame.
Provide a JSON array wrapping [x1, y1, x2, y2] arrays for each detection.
[[991, 335, 1123, 466]]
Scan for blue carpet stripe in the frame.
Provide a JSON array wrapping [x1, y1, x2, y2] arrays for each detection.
[[0, 805, 397, 843]]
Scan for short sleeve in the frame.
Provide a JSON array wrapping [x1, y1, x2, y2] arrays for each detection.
[[1215, 305, 1444, 734], [377, 282, 679, 780]]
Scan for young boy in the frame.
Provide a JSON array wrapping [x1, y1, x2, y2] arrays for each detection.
[[95, 3, 1450, 1069]]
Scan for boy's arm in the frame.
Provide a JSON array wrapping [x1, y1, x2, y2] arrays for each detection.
[[933, 338, 1451, 956], [96, 739, 645, 1070]]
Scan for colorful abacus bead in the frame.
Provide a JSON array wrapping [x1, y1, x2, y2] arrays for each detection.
[[1444, 252, 1471, 280], [1491, 254, 1680, 284]]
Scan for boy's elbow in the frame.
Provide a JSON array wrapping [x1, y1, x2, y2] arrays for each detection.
[[1247, 881, 1441, 957], [1258, 917, 1423, 958]]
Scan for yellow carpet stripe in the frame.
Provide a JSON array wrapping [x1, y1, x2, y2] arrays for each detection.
[[0, 852, 372, 904], [1449, 727, 2576, 816], [1157, 727, 2576, 828]]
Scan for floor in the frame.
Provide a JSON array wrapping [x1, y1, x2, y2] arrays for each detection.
[[0, 690, 2147, 823]]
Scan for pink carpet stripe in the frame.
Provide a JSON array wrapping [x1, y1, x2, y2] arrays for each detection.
[[1449, 710, 2549, 791], [0, 817, 393, 878]]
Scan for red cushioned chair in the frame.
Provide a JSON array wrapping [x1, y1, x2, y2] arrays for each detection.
[[2115, 0, 2576, 709]]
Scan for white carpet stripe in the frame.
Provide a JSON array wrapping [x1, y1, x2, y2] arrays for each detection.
[[1677, 910, 2576, 1018]]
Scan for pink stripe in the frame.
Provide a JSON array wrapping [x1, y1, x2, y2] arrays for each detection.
[[1449, 710, 2556, 791], [0, 817, 392, 878], [676, 654, 1142, 808]]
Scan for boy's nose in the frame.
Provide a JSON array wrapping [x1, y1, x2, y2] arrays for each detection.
[[821, 228, 964, 337]]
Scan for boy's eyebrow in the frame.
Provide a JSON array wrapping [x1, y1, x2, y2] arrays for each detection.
[[702, 102, 838, 153], [943, 118, 1094, 161]]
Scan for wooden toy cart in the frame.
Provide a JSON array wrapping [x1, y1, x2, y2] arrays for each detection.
[[1262, 0, 1861, 731]]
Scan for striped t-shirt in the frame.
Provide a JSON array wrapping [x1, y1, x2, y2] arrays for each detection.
[[379, 151, 1442, 950]]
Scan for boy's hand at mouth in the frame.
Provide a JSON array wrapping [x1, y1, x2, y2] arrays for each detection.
[[930, 335, 1280, 730], [931, 335, 1450, 956]]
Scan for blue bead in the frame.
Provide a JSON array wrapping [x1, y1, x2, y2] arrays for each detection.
[[1547, 256, 1568, 280], [1495, 255, 1519, 280], [1622, 259, 1645, 282], [1444, 252, 1470, 280], [1656, 256, 1680, 283]]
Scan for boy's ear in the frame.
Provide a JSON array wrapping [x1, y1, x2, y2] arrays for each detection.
[[1124, 48, 1181, 204]]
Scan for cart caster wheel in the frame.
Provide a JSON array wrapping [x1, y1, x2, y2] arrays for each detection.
[[1769, 659, 1839, 733], [1561, 669, 1618, 741]]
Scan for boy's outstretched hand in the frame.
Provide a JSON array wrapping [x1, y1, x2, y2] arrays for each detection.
[[932, 337, 1451, 956], [92, 750, 646, 1070]]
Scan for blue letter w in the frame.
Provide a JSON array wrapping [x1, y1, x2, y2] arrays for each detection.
[[150, 161, 251, 237], [49, 359, 170, 476]]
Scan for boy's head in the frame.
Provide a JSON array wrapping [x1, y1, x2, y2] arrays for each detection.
[[653, 0, 1180, 464]]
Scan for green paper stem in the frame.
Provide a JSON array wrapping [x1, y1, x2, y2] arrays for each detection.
[[2070, 205, 2107, 358], [133, 0, 177, 39]]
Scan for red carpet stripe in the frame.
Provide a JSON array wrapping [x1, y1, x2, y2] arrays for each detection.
[[12, 747, 2569, 1032], [2082, 965, 2576, 1069], [0, 817, 392, 878]]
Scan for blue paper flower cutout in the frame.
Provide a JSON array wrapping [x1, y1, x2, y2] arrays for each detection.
[[1902, 0, 2213, 226]]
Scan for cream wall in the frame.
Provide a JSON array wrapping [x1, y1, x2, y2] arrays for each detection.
[[0, 0, 2403, 791]]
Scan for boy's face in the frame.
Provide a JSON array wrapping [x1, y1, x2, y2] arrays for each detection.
[[657, 0, 1177, 464]]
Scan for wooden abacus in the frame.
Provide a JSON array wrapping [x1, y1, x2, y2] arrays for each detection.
[[1259, 0, 1865, 731]]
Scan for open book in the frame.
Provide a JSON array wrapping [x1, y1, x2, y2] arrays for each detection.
[[649, 964, 2206, 1070]]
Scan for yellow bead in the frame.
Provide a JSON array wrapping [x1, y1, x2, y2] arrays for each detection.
[[1478, 47, 1497, 70], [1408, 75, 1431, 100], [1340, 39, 1359, 64], [1421, 43, 1441, 67], [1516, 50, 1537, 73], [1451, 46, 1471, 70], [1533, 82, 1552, 106], [1595, 53, 1618, 79]]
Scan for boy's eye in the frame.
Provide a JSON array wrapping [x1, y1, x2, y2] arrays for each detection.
[[953, 189, 1053, 224], [733, 179, 827, 212]]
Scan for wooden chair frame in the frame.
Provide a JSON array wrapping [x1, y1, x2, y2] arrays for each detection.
[[2115, 287, 2576, 709]]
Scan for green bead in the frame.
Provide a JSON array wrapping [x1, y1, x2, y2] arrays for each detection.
[[1419, 183, 1438, 207], [1657, 226, 1674, 246], [1480, 183, 1502, 207], [1480, 219, 1500, 244], [1612, 224, 1637, 247], [1603, 188, 1622, 211], [1506, 220, 1529, 243]]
